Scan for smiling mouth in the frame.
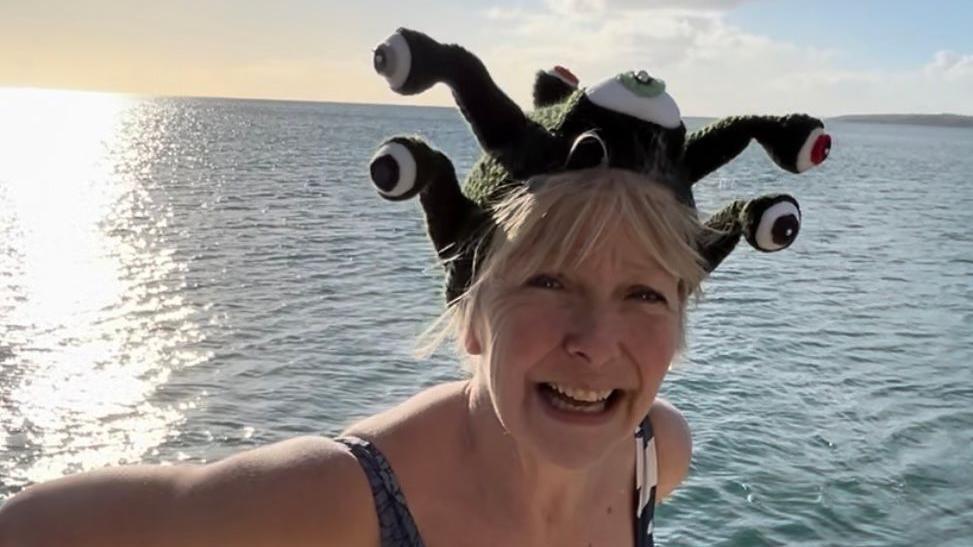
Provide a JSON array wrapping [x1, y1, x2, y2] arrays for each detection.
[[537, 382, 621, 414]]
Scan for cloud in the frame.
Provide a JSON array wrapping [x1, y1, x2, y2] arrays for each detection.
[[545, 0, 751, 14], [926, 50, 973, 80], [471, 6, 973, 116]]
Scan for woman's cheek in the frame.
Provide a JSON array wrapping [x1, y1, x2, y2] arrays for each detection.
[[491, 297, 564, 353], [486, 299, 565, 412], [484, 297, 549, 366], [629, 314, 679, 380]]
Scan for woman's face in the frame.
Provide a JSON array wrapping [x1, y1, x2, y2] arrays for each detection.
[[471, 226, 682, 469]]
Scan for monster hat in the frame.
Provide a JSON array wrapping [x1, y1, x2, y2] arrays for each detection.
[[368, 28, 831, 302]]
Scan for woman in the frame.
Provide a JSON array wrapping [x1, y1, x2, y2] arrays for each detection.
[[0, 28, 828, 546], [0, 169, 698, 547]]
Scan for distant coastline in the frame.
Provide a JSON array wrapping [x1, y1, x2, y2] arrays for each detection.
[[829, 113, 973, 128]]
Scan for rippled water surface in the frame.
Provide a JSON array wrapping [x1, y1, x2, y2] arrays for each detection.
[[1, 90, 971, 546]]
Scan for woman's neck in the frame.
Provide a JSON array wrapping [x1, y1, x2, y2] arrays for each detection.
[[459, 378, 632, 534]]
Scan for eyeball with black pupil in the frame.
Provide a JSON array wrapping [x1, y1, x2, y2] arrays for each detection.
[[374, 32, 412, 91], [796, 127, 831, 172], [754, 200, 801, 251], [369, 142, 417, 200], [566, 131, 609, 169]]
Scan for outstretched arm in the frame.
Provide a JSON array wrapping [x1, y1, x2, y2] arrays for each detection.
[[0, 437, 376, 547]]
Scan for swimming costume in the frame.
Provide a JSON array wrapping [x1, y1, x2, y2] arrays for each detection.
[[634, 416, 658, 547], [336, 436, 426, 547], [336, 415, 658, 547]]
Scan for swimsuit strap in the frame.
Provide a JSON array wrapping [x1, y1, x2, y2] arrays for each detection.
[[335, 436, 426, 547], [339, 420, 658, 547], [635, 416, 658, 547]]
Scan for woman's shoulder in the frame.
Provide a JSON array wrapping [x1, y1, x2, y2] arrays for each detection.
[[186, 435, 382, 545], [648, 398, 693, 501], [340, 381, 473, 507], [341, 380, 470, 446]]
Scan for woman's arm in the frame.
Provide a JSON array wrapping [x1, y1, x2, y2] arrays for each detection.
[[649, 398, 693, 502], [0, 436, 377, 547]]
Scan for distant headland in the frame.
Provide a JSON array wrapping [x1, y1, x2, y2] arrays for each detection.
[[829, 113, 973, 128]]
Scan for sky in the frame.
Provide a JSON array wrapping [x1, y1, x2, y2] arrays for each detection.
[[2, 0, 972, 116]]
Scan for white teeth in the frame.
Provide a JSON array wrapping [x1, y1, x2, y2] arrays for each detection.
[[546, 383, 613, 403], [548, 395, 606, 414]]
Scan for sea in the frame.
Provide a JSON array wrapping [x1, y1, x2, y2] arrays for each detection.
[[1, 89, 971, 546]]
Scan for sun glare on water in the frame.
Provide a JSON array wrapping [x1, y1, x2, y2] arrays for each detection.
[[0, 88, 207, 490]]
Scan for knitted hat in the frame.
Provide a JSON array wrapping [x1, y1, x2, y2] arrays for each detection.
[[368, 28, 831, 302]]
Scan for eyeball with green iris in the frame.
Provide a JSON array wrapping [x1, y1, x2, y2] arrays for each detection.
[[585, 70, 682, 129]]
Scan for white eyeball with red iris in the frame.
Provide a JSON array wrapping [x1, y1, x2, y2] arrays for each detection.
[[796, 127, 831, 172], [374, 32, 412, 91], [547, 65, 579, 88], [754, 200, 801, 251], [369, 142, 417, 200]]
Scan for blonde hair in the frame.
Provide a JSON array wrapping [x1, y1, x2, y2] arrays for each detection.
[[417, 168, 706, 361]]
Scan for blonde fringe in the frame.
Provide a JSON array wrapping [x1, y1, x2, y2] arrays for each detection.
[[415, 168, 706, 360]]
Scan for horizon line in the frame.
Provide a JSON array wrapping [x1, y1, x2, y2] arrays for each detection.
[[3, 85, 970, 121]]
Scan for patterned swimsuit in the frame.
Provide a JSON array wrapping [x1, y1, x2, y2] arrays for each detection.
[[336, 415, 658, 547]]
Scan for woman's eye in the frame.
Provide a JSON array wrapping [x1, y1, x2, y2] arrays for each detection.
[[629, 286, 668, 305], [526, 274, 563, 290]]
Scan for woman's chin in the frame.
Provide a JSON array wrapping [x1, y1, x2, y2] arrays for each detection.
[[516, 382, 634, 469]]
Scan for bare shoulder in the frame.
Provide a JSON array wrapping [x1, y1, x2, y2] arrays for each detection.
[[0, 436, 377, 547], [649, 398, 693, 501], [342, 381, 468, 442], [177, 435, 379, 546], [341, 381, 470, 510]]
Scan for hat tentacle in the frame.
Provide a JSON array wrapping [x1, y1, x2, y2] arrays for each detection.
[[684, 114, 831, 184], [699, 194, 803, 272], [369, 136, 484, 298], [532, 67, 579, 108], [374, 28, 565, 179], [699, 200, 745, 273]]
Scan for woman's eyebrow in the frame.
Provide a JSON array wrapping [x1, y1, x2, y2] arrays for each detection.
[[616, 263, 673, 284]]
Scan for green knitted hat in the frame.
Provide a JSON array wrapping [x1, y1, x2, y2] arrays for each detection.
[[368, 28, 831, 302]]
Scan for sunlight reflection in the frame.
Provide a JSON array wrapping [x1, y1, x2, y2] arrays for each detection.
[[0, 89, 208, 489]]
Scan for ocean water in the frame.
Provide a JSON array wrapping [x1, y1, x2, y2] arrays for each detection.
[[1, 89, 971, 546]]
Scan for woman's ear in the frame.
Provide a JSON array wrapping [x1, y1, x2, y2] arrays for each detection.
[[464, 326, 483, 355]]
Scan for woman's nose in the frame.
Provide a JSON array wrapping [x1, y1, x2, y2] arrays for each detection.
[[562, 306, 620, 366]]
